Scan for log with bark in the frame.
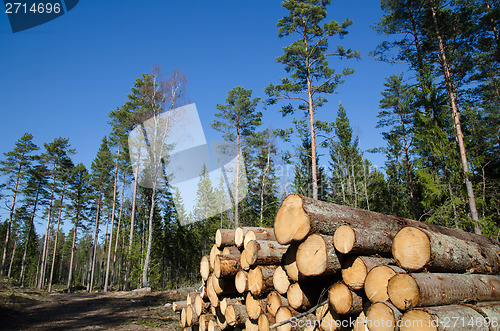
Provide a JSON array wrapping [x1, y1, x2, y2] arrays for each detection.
[[225, 303, 248, 326], [245, 240, 288, 266], [219, 297, 241, 316], [341, 256, 395, 290], [243, 228, 276, 249], [400, 303, 500, 331], [235, 226, 271, 248], [214, 254, 240, 278], [215, 229, 236, 248], [247, 265, 276, 296], [274, 194, 404, 244], [333, 224, 394, 255], [173, 300, 188, 312], [274, 194, 500, 247], [388, 273, 500, 311], [392, 226, 500, 274]]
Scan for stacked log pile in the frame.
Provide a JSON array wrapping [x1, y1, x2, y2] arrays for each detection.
[[175, 194, 500, 331]]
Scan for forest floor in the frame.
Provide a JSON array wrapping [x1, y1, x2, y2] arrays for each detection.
[[0, 278, 190, 330]]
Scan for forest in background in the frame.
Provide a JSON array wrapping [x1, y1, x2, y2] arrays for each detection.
[[0, 0, 499, 292]]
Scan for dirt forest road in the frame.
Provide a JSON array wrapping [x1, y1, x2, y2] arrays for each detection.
[[0, 282, 185, 330]]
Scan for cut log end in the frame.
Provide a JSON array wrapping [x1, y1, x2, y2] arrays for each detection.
[[296, 234, 340, 276], [392, 227, 430, 271], [364, 265, 399, 303], [215, 229, 222, 248], [366, 302, 402, 331], [234, 270, 247, 294], [235, 227, 245, 248], [275, 306, 294, 331], [342, 256, 368, 290], [387, 273, 419, 311], [200, 256, 210, 281], [273, 265, 291, 295], [245, 292, 262, 320], [258, 313, 272, 331], [274, 194, 310, 244], [267, 291, 286, 316], [328, 282, 360, 315], [333, 224, 355, 254]]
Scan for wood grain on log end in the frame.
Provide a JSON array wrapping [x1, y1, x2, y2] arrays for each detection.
[[273, 265, 291, 294], [328, 282, 363, 315], [365, 265, 405, 303], [296, 234, 340, 277], [366, 301, 402, 331], [387, 274, 419, 311], [234, 270, 248, 294], [274, 194, 310, 244], [392, 227, 430, 271]]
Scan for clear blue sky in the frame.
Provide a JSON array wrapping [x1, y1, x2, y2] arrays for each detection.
[[0, 1, 408, 227]]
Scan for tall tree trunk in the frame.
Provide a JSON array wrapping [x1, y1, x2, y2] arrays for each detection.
[[111, 179, 125, 290], [306, 66, 318, 200], [235, 129, 240, 227], [20, 190, 37, 287], [48, 181, 66, 292], [38, 162, 58, 289], [125, 144, 141, 290], [1, 164, 22, 276], [67, 201, 80, 292], [429, 0, 481, 234], [7, 230, 19, 278], [142, 182, 157, 287], [88, 188, 102, 292], [104, 146, 120, 292]]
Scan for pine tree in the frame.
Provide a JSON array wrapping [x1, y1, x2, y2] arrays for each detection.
[[212, 86, 261, 227], [266, 0, 360, 200], [38, 137, 74, 289], [0, 133, 38, 276], [48, 157, 74, 292], [88, 137, 113, 292], [19, 164, 48, 286], [66, 163, 90, 292]]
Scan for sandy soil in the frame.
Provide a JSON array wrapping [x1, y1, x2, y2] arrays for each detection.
[[0, 281, 186, 330]]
